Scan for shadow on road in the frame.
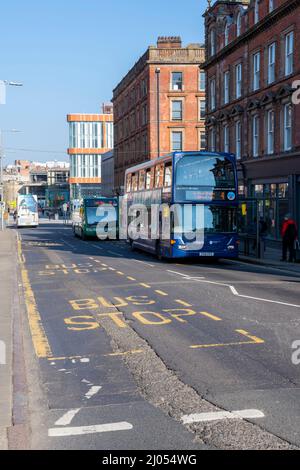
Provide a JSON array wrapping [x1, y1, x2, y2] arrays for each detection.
[[12, 223, 300, 280]]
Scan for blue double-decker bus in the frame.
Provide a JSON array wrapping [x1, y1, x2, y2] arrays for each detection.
[[124, 151, 239, 260]]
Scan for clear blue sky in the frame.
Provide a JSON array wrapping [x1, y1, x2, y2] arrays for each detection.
[[0, 0, 205, 164]]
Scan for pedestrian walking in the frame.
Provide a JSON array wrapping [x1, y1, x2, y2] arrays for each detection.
[[281, 214, 298, 262]]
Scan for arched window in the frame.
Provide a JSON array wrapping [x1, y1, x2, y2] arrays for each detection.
[[254, 0, 259, 24], [236, 11, 241, 36]]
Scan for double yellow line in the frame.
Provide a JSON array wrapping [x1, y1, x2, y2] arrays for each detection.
[[18, 236, 52, 358]]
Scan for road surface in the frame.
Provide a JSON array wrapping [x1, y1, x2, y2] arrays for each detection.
[[15, 223, 300, 450]]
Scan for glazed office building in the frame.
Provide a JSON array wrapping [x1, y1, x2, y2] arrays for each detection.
[[67, 111, 113, 200]]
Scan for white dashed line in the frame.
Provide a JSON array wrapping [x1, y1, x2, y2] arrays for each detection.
[[167, 270, 190, 278], [167, 270, 205, 280], [85, 386, 102, 400], [91, 244, 103, 251], [55, 409, 81, 426], [107, 250, 124, 257], [48, 422, 133, 437], [61, 239, 76, 249], [181, 409, 265, 425], [134, 260, 155, 268]]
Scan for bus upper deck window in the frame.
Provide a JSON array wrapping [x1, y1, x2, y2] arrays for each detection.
[[126, 174, 132, 193], [155, 166, 161, 188], [139, 170, 145, 190], [164, 164, 172, 187], [132, 174, 138, 191], [146, 169, 152, 190]]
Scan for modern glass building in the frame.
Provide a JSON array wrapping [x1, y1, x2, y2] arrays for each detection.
[[67, 108, 113, 201]]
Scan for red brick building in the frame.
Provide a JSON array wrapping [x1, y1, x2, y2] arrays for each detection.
[[112, 37, 206, 193], [203, 0, 300, 240]]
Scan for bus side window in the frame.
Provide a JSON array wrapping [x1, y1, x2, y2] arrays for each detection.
[[139, 170, 146, 191], [132, 173, 138, 191], [126, 174, 132, 193], [150, 167, 155, 189], [158, 164, 165, 187], [164, 163, 172, 187], [146, 169, 152, 190], [155, 166, 160, 188]]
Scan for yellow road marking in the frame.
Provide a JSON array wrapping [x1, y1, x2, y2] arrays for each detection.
[[155, 290, 168, 297], [127, 276, 136, 281], [199, 311, 222, 321], [20, 267, 52, 358], [109, 267, 116, 271], [190, 329, 265, 349], [101, 263, 108, 267], [47, 356, 83, 361], [132, 311, 172, 326], [65, 315, 100, 331], [140, 283, 151, 288], [236, 329, 265, 344], [175, 300, 192, 307], [97, 312, 128, 328], [117, 271, 125, 276], [18, 237, 52, 358], [104, 349, 144, 357]]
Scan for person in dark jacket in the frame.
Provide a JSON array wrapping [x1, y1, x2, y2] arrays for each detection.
[[281, 214, 298, 262]]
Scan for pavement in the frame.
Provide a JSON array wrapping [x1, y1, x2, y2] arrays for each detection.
[[0, 229, 15, 449], [11, 222, 300, 450], [240, 245, 300, 275]]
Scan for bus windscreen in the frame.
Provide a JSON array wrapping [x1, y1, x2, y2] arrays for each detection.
[[84, 199, 118, 226], [174, 155, 236, 202]]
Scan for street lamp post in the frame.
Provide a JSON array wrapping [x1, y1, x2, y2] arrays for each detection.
[[0, 80, 23, 231], [0, 129, 22, 230], [155, 68, 161, 158], [0, 130, 3, 230]]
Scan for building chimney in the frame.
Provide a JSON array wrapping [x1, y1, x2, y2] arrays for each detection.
[[157, 36, 182, 49], [102, 102, 113, 114]]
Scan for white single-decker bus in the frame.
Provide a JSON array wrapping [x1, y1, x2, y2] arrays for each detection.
[[17, 195, 39, 227]]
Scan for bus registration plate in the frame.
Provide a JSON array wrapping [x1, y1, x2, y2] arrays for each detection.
[[199, 252, 215, 257]]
